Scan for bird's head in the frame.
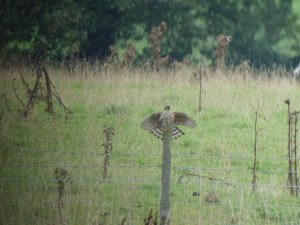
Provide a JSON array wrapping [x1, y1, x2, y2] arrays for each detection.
[[164, 105, 171, 111]]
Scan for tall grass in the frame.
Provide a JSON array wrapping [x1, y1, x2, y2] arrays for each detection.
[[1, 61, 300, 225]]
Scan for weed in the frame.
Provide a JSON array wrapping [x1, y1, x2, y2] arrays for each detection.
[[149, 22, 168, 71], [107, 44, 119, 65], [215, 34, 232, 70], [15, 66, 71, 119], [102, 126, 115, 179], [54, 168, 72, 224], [123, 43, 137, 66], [144, 209, 158, 225], [193, 66, 207, 112], [102, 105, 127, 115], [251, 102, 260, 191], [12, 78, 25, 107], [1, 93, 10, 112]]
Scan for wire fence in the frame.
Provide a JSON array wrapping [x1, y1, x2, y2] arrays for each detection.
[[3, 145, 298, 160], [1, 146, 300, 188], [1, 146, 300, 224]]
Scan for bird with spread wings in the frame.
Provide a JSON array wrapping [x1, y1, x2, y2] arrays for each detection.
[[142, 106, 197, 139]]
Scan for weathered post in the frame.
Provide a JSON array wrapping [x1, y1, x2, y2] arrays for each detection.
[[285, 99, 294, 195], [142, 106, 197, 225], [160, 131, 172, 225]]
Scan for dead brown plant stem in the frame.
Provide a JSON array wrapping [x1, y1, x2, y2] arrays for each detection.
[[120, 217, 127, 225], [252, 102, 259, 191], [12, 79, 25, 107], [19, 69, 30, 90], [294, 114, 299, 196], [1, 93, 11, 112], [288, 117, 294, 195], [43, 67, 55, 114], [177, 173, 236, 188], [198, 68, 202, 112], [144, 209, 158, 225], [54, 168, 71, 225], [102, 127, 114, 179], [149, 22, 168, 71], [285, 100, 294, 195], [17, 66, 71, 119], [23, 72, 42, 117], [215, 34, 232, 70]]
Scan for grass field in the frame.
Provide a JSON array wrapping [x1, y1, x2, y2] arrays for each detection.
[[1, 63, 300, 225]]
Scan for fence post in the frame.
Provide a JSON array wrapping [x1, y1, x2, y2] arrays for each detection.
[[141, 105, 197, 225], [160, 132, 172, 225]]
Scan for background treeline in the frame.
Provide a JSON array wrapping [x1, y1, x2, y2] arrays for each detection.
[[1, 0, 300, 67]]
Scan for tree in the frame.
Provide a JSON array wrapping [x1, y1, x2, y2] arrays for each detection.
[[1, 0, 299, 67], [0, 0, 90, 62], [109, 0, 300, 66]]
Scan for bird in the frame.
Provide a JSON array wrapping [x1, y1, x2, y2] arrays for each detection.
[[141, 106, 197, 140]]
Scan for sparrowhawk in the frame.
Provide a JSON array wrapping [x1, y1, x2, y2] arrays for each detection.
[[142, 106, 197, 139]]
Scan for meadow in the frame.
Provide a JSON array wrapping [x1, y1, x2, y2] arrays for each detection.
[[1, 62, 300, 225]]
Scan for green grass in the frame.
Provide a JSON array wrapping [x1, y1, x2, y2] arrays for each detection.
[[1, 64, 300, 224]]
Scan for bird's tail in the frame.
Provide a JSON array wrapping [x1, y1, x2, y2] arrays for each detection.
[[149, 126, 184, 140], [172, 126, 185, 139]]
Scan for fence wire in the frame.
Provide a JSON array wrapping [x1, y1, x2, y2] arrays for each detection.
[[1, 146, 300, 224], [3, 146, 296, 161]]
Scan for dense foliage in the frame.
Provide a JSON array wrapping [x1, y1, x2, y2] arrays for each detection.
[[1, 0, 300, 66]]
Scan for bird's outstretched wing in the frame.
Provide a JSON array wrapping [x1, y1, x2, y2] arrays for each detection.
[[141, 112, 164, 139], [173, 112, 197, 128], [141, 112, 162, 131]]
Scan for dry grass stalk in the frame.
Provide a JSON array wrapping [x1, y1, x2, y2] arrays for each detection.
[[198, 66, 207, 112], [251, 102, 260, 191]]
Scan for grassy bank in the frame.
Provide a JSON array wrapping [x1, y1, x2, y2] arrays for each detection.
[[1, 63, 300, 224]]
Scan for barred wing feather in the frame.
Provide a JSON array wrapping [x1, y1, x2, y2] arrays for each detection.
[[142, 112, 161, 128], [174, 112, 197, 128]]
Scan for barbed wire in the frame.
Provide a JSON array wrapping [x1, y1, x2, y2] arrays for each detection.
[[0, 163, 160, 169], [0, 177, 159, 184], [0, 199, 299, 210], [173, 166, 289, 174], [1, 176, 299, 190], [1, 146, 295, 161], [0, 163, 293, 175], [1, 145, 300, 219]]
